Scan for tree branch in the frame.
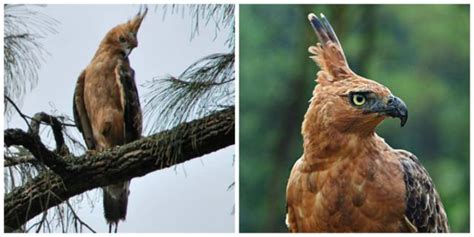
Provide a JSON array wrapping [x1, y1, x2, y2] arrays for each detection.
[[4, 154, 37, 167], [4, 107, 234, 231], [5, 95, 32, 130], [5, 95, 77, 128], [5, 128, 69, 176], [29, 112, 68, 154], [66, 200, 96, 233]]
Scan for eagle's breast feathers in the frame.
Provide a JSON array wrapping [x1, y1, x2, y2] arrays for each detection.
[[285, 13, 448, 233], [287, 137, 407, 232]]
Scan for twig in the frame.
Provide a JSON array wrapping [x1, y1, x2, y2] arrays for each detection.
[[5, 95, 32, 130], [5, 95, 77, 128], [66, 201, 96, 233], [5, 155, 37, 167], [35, 211, 48, 233]]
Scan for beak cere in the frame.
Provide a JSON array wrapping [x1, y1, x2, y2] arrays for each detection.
[[384, 95, 408, 127]]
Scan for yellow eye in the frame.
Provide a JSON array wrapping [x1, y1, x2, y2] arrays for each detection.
[[352, 94, 366, 106]]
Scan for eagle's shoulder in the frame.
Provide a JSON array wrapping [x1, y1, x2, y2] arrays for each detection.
[[396, 149, 449, 232]]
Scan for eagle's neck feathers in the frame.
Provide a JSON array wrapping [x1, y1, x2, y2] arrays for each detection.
[[301, 100, 389, 170]]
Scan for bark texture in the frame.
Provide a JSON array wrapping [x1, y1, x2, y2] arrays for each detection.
[[4, 107, 234, 231]]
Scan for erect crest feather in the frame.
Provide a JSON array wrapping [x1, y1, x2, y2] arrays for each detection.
[[307, 13, 353, 82], [128, 6, 148, 33]]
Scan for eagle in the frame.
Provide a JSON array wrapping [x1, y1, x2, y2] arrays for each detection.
[[285, 13, 449, 232], [73, 8, 147, 233]]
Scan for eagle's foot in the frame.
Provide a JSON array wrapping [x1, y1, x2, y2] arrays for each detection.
[[85, 150, 99, 157]]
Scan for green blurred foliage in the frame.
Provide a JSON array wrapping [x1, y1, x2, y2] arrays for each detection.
[[239, 4, 469, 232]]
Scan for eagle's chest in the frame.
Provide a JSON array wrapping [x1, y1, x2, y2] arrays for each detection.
[[290, 156, 406, 232], [84, 57, 129, 110]]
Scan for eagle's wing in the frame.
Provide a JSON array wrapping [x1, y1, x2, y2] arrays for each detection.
[[100, 61, 142, 227], [307, 13, 353, 80], [73, 70, 96, 149], [398, 150, 449, 232], [116, 62, 142, 143]]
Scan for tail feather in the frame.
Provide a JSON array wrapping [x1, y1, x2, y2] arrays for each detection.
[[103, 181, 130, 231]]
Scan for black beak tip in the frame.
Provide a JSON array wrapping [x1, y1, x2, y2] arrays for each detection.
[[399, 110, 408, 127], [383, 95, 408, 127], [400, 116, 407, 127]]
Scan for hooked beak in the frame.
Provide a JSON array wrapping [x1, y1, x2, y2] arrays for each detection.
[[122, 48, 132, 57], [381, 95, 408, 127]]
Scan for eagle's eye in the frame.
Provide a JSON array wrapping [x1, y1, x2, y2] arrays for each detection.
[[351, 93, 366, 106], [119, 36, 126, 43]]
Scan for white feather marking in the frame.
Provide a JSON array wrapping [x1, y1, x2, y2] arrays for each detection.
[[115, 63, 126, 112], [123, 48, 131, 57]]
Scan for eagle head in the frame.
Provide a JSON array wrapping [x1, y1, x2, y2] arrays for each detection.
[[102, 7, 148, 57], [306, 13, 408, 136]]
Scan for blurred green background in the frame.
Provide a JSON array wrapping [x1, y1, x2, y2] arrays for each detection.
[[239, 5, 469, 233]]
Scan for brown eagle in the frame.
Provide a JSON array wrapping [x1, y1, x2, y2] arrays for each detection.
[[73, 8, 147, 233], [285, 13, 449, 232]]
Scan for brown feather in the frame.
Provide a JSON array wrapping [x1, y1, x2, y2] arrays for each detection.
[[399, 150, 449, 232], [73, 70, 95, 149], [72, 8, 145, 229], [128, 7, 148, 34], [285, 13, 449, 233], [307, 13, 353, 81]]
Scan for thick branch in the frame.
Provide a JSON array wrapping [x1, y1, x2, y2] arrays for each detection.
[[5, 110, 70, 171], [5, 128, 69, 175], [4, 107, 234, 231], [4, 154, 37, 167]]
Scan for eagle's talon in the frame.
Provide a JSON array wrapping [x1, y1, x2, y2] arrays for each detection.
[[85, 150, 99, 157]]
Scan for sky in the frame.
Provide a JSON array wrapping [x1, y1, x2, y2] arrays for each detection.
[[5, 4, 235, 233]]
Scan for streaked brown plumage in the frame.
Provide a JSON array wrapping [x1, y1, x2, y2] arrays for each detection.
[[285, 13, 449, 233], [73, 8, 147, 233]]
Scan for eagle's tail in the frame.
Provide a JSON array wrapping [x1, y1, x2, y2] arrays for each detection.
[[103, 181, 130, 233]]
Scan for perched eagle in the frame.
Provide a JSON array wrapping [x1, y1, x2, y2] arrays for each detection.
[[73, 8, 147, 233], [285, 13, 449, 232]]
